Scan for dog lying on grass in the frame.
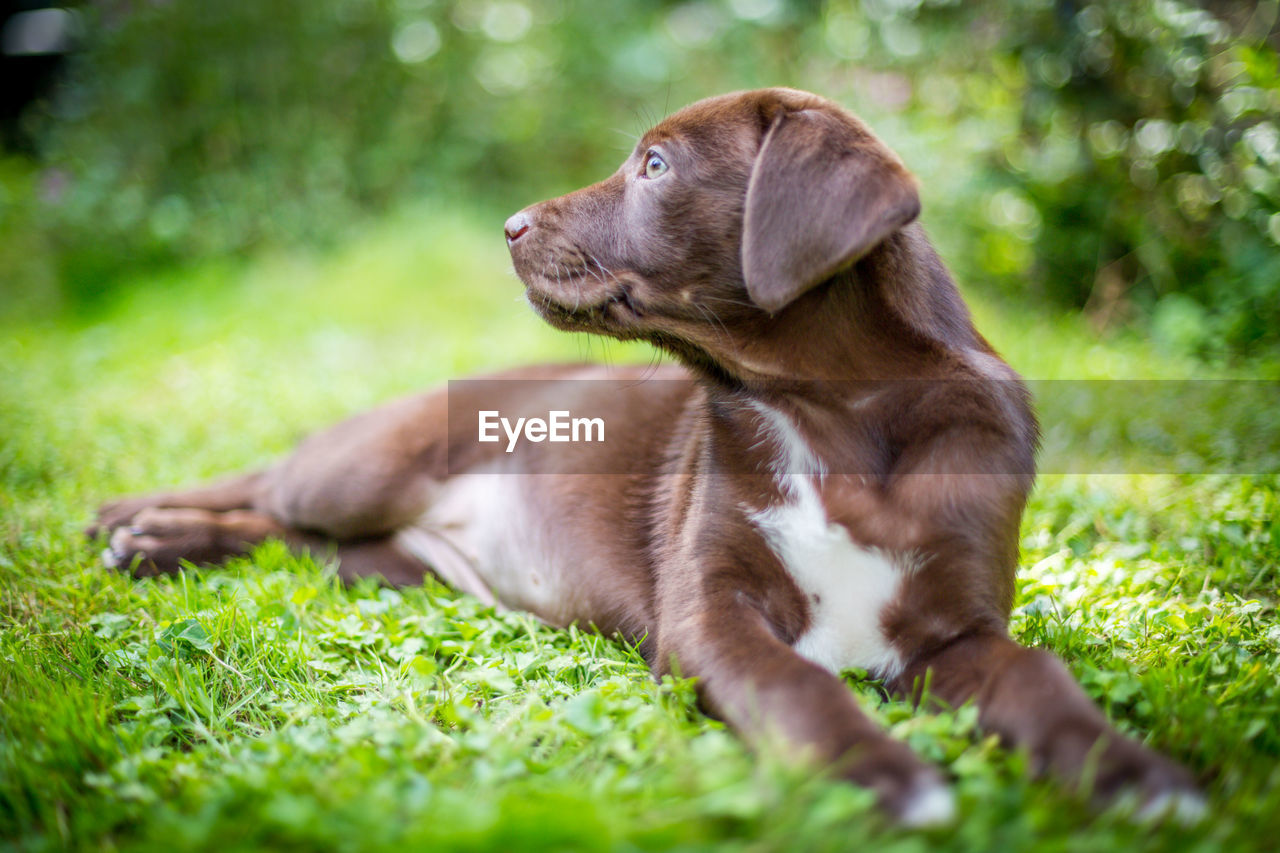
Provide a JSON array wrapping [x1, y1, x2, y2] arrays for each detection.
[[90, 87, 1203, 825]]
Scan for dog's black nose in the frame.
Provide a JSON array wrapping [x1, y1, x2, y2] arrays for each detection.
[[504, 212, 531, 245]]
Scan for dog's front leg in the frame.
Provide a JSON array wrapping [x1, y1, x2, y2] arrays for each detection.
[[656, 597, 954, 826], [891, 631, 1204, 820]]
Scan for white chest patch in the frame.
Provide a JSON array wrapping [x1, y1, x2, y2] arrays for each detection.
[[747, 402, 909, 680]]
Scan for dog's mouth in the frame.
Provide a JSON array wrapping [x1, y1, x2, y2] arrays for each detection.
[[521, 268, 644, 333], [527, 286, 642, 333]]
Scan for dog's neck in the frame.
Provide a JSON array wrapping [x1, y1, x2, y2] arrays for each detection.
[[689, 225, 991, 388], [667, 226, 1011, 477]]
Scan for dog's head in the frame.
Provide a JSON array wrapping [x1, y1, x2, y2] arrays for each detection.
[[505, 88, 921, 373]]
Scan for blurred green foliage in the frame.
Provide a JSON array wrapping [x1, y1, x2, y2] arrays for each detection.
[[989, 1, 1280, 357], [2, 0, 1278, 358]]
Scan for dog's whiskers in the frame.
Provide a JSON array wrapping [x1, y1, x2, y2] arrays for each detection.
[[587, 252, 617, 283], [692, 300, 732, 346], [699, 294, 757, 311]]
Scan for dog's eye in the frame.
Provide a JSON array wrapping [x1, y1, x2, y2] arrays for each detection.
[[642, 151, 669, 180]]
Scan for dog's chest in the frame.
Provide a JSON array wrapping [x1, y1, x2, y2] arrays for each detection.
[[747, 403, 908, 679]]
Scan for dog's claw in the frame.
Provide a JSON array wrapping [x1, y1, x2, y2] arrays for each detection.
[[896, 781, 956, 828], [1134, 789, 1208, 826]]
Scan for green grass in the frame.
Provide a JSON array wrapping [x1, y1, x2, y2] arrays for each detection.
[[2, 202, 1278, 851]]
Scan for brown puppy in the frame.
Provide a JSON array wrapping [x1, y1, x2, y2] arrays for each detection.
[[90, 88, 1202, 825]]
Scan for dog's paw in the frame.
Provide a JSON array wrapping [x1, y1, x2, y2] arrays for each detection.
[[845, 740, 956, 828], [1090, 736, 1205, 826], [102, 522, 173, 577], [85, 496, 155, 540], [99, 507, 220, 576]]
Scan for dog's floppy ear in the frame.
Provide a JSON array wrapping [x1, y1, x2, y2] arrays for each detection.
[[742, 108, 921, 313]]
